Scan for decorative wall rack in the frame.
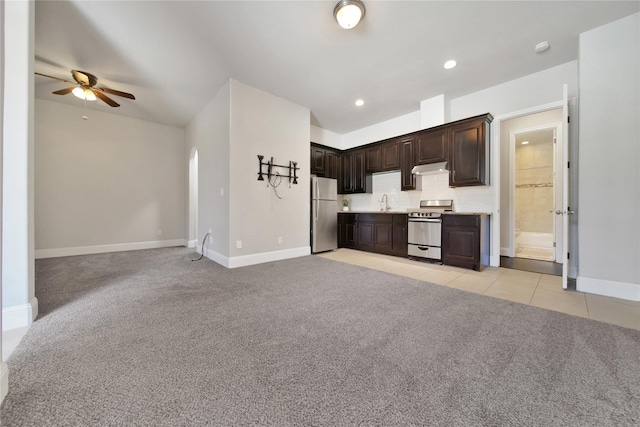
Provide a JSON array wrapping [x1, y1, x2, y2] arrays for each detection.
[[257, 155, 298, 185]]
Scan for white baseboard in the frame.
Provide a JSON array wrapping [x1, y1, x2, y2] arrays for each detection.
[[187, 239, 197, 249], [2, 297, 37, 331], [35, 239, 188, 259], [202, 247, 229, 267], [0, 363, 8, 404], [577, 276, 640, 302], [201, 246, 311, 269], [228, 246, 311, 269]]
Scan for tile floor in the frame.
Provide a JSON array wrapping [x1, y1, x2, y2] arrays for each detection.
[[318, 248, 640, 331], [515, 245, 555, 261]]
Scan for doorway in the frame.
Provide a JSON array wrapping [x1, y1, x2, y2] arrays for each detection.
[[512, 126, 560, 262], [499, 108, 564, 275]]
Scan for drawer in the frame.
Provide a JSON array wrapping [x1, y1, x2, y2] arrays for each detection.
[[408, 244, 441, 260], [393, 214, 408, 225], [357, 213, 392, 223], [338, 213, 357, 224], [442, 214, 479, 227]]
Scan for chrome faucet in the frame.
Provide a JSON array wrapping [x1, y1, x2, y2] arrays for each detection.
[[380, 194, 390, 212]]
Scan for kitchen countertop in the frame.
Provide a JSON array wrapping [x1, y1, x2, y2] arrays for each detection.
[[338, 210, 407, 214], [443, 212, 491, 216], [338, 210, 491, 215]]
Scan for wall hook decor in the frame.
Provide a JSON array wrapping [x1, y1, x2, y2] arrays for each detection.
[[257, 155, 298, 185]]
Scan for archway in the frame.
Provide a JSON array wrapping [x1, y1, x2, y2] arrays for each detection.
[[188, 148, 199, 248]]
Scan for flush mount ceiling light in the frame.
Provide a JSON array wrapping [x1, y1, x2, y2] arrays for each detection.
[[444, 59, 457, 70], [334, 0, 365, 29], [355, 99, 364, 106], [534, 41, 550, 53], [521, 140, 530, 145]]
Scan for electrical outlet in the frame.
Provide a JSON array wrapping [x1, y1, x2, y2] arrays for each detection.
[[278, 236, 283, 244], [157, 229, 163, 236], [236, 240, 242, 249]]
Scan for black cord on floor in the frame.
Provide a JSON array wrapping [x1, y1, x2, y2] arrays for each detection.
[[191, 232, 210, 261]]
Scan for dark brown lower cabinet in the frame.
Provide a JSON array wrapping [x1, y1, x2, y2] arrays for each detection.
[[442, 214, 489, 271], [338, 213, 407, 257], [357, 221, 376, 251], [338, 213, 357, 248], [392, 215, 408, 256]]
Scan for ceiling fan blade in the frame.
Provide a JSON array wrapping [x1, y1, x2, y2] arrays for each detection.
[[96, 87, 135, 100], [35, 72, 75, 85], [52, 87, 75, 95], [94, 90, 120, 107], [72, 70, 98, 87]]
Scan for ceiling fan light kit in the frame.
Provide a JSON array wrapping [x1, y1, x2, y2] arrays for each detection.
[[334, 0, 365, 29], [35, 69, 135, 108], [72, 86, 96, 101]]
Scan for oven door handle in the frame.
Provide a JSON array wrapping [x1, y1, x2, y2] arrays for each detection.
[[417, 246, 430, 251], [408, 218, 441, 223]]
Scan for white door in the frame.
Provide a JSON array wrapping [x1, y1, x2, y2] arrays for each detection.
[[561, 84, 571, 289], [553, 126, 563, 264]]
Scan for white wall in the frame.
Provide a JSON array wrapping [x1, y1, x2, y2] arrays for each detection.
[[577, 13, 640, 300], [2, 0, 36, 331], [310, 125, 341, 150], [228, 80, 310, 267], [342, 111, 421, 150], [34, 99, 186, 257], [185, 81, 231, 262], [450, 62, 578, 120], [186, 79, 310, 268]]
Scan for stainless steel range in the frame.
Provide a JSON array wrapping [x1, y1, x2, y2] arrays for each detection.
[[407, 199, 453, 262]]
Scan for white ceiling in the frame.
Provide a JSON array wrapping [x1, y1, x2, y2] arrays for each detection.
[[33, 1, 640, 134]]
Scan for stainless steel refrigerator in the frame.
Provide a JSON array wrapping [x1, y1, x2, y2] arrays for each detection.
[[311, 176, 338, 253]]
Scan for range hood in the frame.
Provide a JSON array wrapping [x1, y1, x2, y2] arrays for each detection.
[[411, 162, 449, 175]]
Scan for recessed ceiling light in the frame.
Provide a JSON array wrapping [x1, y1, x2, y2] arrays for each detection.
[[521, 141, 530, 145], [534, 41, 550, 53], [355, 99, 364, 107], [444, 60, 457, 70]]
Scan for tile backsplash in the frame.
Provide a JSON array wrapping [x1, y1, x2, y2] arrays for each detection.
[[341, 171, 493, 213]]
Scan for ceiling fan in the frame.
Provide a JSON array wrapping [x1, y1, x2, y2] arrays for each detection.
[[35, 70, 135, 107]]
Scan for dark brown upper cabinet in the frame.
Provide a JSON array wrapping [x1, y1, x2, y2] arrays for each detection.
[[415, 128, 448, 165], [380, 140, 401, 171], [339, 149, 371, 194], [400, 137, 416, 191], [311, 146, 325, 175], [365, 145, 381, 172], [310, 144, 338, 179], [366, 139, 400, 173], [449, 115, 492, 187], [311, 112, 491, 191], [325, 150, 338, 179]]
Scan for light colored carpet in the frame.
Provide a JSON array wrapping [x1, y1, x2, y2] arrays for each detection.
[[1, 247, 639, 425]]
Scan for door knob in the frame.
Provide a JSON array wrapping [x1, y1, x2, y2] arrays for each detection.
[[555, 210, 563, 215]]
